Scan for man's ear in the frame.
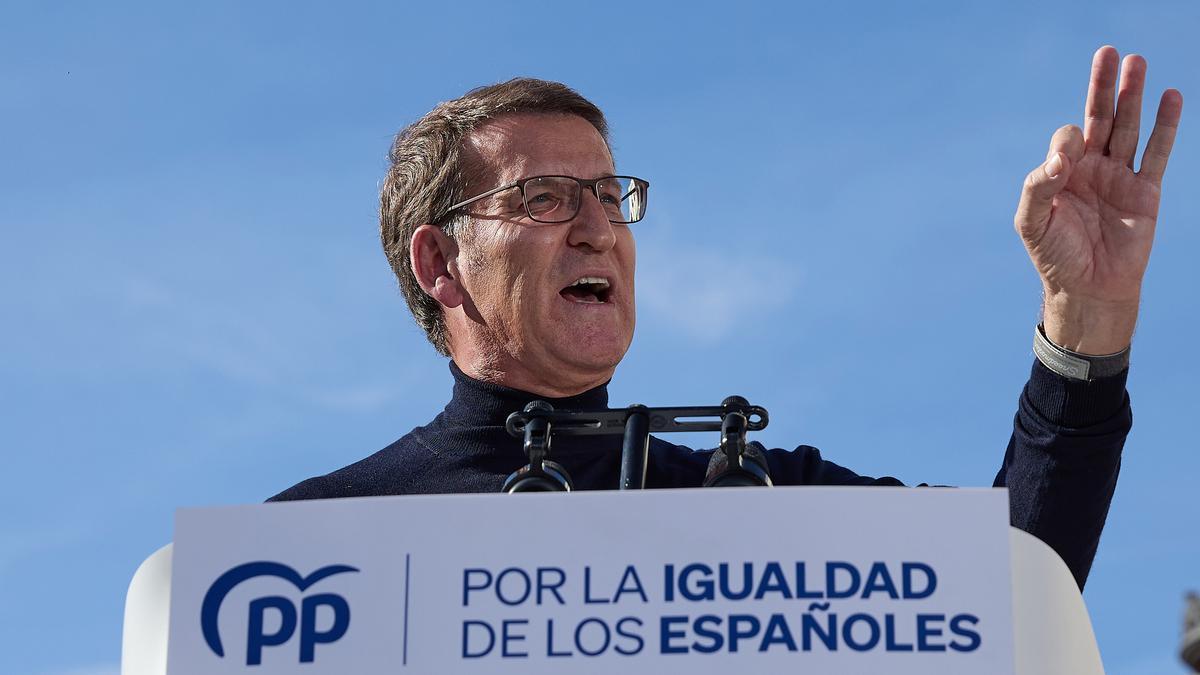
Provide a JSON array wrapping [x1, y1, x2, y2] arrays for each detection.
[[410, 224, 465, 309]]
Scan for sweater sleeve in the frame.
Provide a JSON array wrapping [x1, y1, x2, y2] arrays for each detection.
[[993, 358, 1130, 589]]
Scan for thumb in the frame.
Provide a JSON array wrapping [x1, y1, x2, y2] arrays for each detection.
[[1014, 151, 1071, 243]]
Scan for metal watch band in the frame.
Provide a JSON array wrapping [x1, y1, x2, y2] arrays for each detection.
[[1032, 324, 1130, 381]]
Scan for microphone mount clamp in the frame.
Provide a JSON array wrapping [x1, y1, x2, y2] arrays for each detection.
[[503, 397, 769, 492]]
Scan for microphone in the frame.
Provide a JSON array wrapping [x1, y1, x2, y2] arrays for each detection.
[[503, 401, 575, 492], [702, 396, 774, 487], [502, 461, 574, 492]]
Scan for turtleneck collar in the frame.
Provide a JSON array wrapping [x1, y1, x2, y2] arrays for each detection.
[[442, 360, 611, 426]]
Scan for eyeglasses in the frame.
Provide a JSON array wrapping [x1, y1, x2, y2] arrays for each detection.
[[438, 175, 650, 225]]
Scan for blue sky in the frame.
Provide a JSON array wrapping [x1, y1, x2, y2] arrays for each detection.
[[2, 1, 1197, 673]]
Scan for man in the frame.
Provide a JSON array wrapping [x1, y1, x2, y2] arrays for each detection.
[[272, 47, 1182, 590]]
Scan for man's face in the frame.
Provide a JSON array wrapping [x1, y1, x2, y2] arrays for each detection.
[[453, 113, 636, 391]]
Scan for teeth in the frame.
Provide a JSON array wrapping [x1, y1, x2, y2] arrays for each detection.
[[571, 276, 610, 289]]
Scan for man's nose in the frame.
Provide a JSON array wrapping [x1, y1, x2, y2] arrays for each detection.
[[566, 188, 617, 252]]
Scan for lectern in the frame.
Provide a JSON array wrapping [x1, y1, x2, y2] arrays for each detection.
[[122, 489, 1106, 674]]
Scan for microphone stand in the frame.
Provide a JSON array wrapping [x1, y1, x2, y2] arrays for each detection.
[[503, 397, 769, 491], [620, 405, 650, 490]]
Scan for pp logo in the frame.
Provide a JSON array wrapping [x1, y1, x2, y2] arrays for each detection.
[[201, 561, 358, 665]]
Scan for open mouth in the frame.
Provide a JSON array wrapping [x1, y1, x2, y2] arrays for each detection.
[[560, 276, 612, 304]]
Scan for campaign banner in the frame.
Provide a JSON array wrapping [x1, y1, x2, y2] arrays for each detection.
[[167, 487, 1014, 674]]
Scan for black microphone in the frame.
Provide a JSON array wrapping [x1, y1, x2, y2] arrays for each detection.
[[502, 460, 574, 492], [503, 401, 575, 492], [702, 397, 773, 487]]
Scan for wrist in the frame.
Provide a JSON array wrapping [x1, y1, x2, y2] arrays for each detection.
[[1033, 324, 1130, 381], [1041, 289, 1138, 355]]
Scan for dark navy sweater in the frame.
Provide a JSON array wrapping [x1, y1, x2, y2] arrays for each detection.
[[271, 359, 1129, 589]]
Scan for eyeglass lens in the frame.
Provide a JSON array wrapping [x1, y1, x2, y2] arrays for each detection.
[[522, 177, 645, 224]]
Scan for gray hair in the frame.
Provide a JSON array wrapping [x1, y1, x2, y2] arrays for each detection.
[[379, 78, 610, 356]]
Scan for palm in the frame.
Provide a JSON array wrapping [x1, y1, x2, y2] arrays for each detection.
[[1030, 151, 1161, 303], [1015, 47, 1181, 310]]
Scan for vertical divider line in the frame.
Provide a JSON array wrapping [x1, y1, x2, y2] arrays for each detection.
[[403, 553, 411, 665]]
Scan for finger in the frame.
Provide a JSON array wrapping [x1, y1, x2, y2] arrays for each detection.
[[1046, 124, 1086, 164], [1016, 140, 1078, 243], [1107, 54, 1146, 167], [1083, 46, 1120, 152], [1139, 88, 1184, 183], [1015, 152, 1071, 242]]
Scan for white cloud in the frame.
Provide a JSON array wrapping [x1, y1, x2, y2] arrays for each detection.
[[0, 524, 90, 578], [302, 382, 403, 414], [636, 236, 797, 342]]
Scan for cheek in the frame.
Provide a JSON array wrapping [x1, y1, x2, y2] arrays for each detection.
[[461, 231, 518, 295], [488, 244, 549, 322], [467, 226, 565, 324], [619, 231, 637, 291]]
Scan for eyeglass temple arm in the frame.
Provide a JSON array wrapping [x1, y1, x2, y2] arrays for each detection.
[[436, 182, 521, 222]]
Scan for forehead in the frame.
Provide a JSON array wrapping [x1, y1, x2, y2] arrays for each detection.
[[465, 113, 615, 185]]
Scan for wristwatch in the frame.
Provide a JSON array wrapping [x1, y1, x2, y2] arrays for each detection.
[[1032, 324, 1130, 381]]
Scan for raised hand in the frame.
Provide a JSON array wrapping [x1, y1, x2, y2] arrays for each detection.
[[1015, 46, 1183, 355]]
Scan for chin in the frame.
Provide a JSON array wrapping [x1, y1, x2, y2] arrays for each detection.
[[562, 346, 627, 374], [550, 334, 630, 377]]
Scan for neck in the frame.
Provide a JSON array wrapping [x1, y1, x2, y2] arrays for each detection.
[[455, 357, 613, 398], [444, 360, 610, 427], [448, 337, 615, 397]]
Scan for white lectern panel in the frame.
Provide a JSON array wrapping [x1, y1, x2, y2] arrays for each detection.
[[166, 487, 1014, 674]]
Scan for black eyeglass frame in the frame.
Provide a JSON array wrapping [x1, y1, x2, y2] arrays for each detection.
[[436, 175, 650, 225]]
